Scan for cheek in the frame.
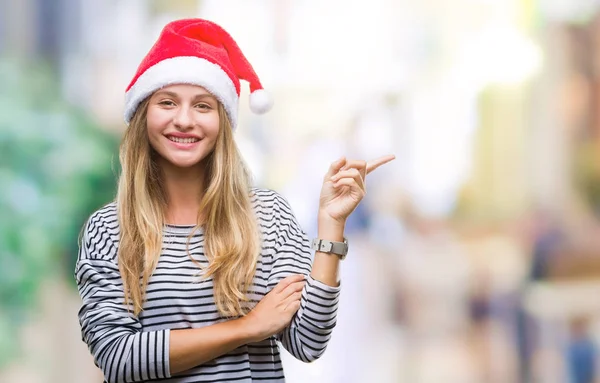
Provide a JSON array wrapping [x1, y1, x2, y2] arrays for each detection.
[[145, 123, 161, 147], [208, 125, 220, 140], [146, 108, 170, 132], [206, 114, 221, 138], [145, 117, 167, 151]]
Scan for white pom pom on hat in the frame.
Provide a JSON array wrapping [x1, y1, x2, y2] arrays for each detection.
[[123, 18, 273, 128], [249, 89, 273, 114]]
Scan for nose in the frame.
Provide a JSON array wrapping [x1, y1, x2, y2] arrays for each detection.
[[172, 105, 194, 130]]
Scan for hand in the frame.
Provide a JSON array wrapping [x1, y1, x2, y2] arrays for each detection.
[[243, 274, 305, 342], [319, 155, 396, 225]]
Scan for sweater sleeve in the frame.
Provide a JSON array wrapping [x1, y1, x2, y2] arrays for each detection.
[[75, 212, 171, 382], [267, 194, 341, 363]]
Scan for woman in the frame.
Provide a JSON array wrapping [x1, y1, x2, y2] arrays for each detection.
[[76, 18, 394, 382]]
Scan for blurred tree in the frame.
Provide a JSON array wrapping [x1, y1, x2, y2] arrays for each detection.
[[574, 141, 600, 217], [0, 58, 118, 368]]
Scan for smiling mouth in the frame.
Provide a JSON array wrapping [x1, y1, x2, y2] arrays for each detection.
[[167, 135, 200, 144]]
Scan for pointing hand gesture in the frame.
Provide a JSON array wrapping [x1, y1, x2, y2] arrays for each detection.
[[318, 155, 395, 226]]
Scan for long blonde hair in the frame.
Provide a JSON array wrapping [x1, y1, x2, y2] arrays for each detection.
[[116, 98, 261, 317]]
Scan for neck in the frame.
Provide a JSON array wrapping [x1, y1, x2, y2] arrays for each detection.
[[160, 159, 207, 225]]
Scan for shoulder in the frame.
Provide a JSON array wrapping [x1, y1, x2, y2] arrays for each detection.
[[80, 202, 119, 261], [250, 187, 293, 215], [250, 187, 280, 202], [250, 187, 300, 230], [85, 202, 118, 233]]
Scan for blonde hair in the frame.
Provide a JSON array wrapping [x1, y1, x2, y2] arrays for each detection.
[[116, 98, 261, 317]]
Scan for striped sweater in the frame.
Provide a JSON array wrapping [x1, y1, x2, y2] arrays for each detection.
[[75, 188, 340, 383]]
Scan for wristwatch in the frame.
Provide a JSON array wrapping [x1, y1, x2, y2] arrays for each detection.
[[311, 237, 349, 259]]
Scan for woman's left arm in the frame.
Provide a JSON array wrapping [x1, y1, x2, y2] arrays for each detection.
[[312, 155, 396, 286], [270, 155, 395, 362]]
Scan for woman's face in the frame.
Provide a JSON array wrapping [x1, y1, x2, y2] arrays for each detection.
[[146, 84, 220, 170]]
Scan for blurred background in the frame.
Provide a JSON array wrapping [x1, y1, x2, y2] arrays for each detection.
[[2, 0, 600, 382]]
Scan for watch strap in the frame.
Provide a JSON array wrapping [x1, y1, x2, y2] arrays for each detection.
[[311, 237, 348, 259]]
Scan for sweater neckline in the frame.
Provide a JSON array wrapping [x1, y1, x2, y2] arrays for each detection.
[[163, 223, 203, 235]]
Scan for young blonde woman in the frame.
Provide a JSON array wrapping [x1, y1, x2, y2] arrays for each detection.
[[76, 18, 394, 382]]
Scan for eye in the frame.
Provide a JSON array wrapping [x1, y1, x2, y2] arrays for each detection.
[[158, 100, 176, 106], [195, 103, 212, 110]]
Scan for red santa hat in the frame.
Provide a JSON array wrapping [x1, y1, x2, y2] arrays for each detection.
[[124, 18, 272, 127]]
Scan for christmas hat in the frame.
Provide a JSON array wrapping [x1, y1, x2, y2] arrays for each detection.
[[124, 18, 272, 127]]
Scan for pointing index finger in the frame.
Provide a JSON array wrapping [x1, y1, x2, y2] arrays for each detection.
[[366, 154, 396, 175]]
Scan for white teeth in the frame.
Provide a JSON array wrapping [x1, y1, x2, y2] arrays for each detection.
[[168, 136, 200, 144]]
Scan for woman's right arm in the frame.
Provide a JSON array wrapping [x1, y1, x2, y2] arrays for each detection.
[[168, 274, 304, 374], [77, 213, 302, 383]]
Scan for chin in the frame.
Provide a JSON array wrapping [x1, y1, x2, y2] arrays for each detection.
[[170, 159, 203, 168], [166, 154, 208, 169]]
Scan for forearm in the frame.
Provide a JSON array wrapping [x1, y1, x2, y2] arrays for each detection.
[[281, 263, 340, 362], [270, 198, 342, 362], [310, 217, 344, 287], [169, 317, 255, 375], [278, 275, 339, 362]]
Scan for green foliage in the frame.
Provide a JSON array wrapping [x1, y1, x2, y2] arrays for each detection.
[[0, 58, 118, 367], [574, 141, 600, 216]]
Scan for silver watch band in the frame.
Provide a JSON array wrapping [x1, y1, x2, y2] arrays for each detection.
[[311, 237, 348, 259]]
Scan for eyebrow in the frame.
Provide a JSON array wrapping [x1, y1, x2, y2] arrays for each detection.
[[154, 90, 217, 101]]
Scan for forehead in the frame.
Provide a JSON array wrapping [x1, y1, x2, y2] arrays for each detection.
[[153, 84, 216, 98]]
